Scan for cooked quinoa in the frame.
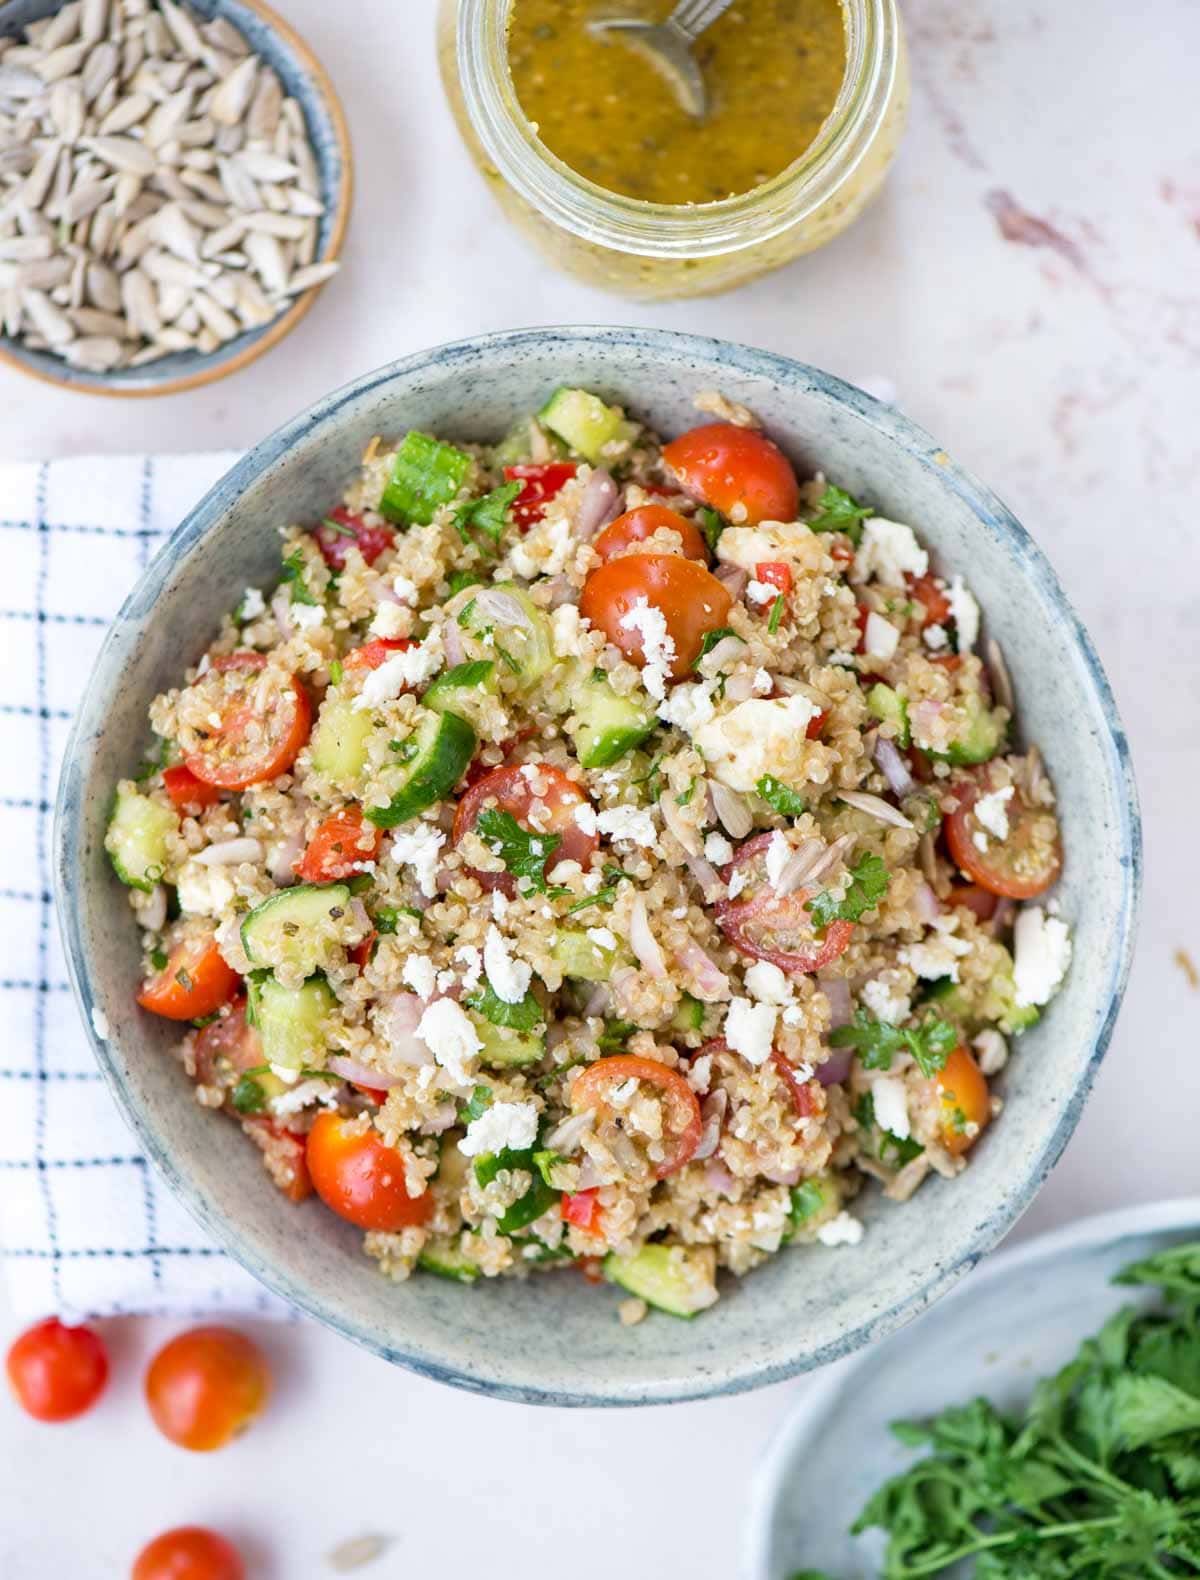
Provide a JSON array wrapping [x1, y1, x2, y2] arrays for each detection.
[[106, 386, 1071, 1318]]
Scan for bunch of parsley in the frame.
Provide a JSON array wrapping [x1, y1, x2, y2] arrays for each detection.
[[794, 1242, 1200, 1578]]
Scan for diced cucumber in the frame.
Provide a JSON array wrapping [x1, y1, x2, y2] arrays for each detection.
[[310, 694, 375, 789], [568, 672, 656, 769], [435, 1137, 472, 1192], [553, 928, 619, 983], [490, 417, 566, 467], [421, 660, 496, 731], [105, 783, 178, 892], [458, 585, 556, 688], [241, 883, 352, 975], [783, 1176, 840, 1242], [538, 387, 633, 464], [379, 431, 471, 525], [473, 1144, 558, 1232], [671, 993, 705, 1034], [604, 1244, 719, 1317], [247, 972, 335, 1071], [470, 1015, 545, 1068], [934, 692, 1006, 766], [364, 709, 476, 829], [418, 1237, 479, 1282], [866, 683, 910, 747]]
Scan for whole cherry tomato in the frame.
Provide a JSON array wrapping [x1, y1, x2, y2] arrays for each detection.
[[306, 1113, 433, 1232], [662, 421, 799, 525], [132, 1527, 244, 1580], [579, 554, 733, 680], [145, 1326, 270, 1452], [593, 505, 708, 564], [6, 1317, 108, 1422]]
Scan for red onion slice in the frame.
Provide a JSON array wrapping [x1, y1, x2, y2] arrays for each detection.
[[629, 893, 667, 979], [473, 587, 532, 630], [375, 991, 433, 1066], [442, 617, 466, 668], [327, 1054, 403, 1090], [675, 939, 731, 1002], [194, 837, 263, 867], [818, 974, 853, 1028], [910, 697, 944, 744], [693, 1088, 728, 1161], [874, 735, 915, 798], [270, 586, 295, 640], [574, 468, 620, 540], [816, 1046, 854, 1087], [684, 851, 723, 902], [704, 1156, 736, 1195], [713, 562, 749, 600], [913, 881, 942, 926]]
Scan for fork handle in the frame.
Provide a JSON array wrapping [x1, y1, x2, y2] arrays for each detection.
[[666, 0, 734, 44]]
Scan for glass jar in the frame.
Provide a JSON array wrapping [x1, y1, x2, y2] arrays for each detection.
[[437, 0, 909, 301]]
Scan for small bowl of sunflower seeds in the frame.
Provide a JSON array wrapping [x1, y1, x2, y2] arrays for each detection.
[[0, 0, 351, 395]]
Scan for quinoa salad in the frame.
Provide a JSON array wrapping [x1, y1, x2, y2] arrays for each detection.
[[105, 386, 1071, 1320]]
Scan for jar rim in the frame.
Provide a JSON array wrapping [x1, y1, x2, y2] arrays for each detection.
[[456, 0, 900, 259]]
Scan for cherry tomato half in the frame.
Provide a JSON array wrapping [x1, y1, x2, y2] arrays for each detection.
[[306, 1113, 432, 1232], [662, 422, 799, 526], [161, 764, 221, 812], [945, 768, 1062, 900], [182, 653, 311, 791], [294, 806, 383, 883], [6, 1317, 108, 1422], [579, 554, 733, 681], [503, 462, 578, 527], [192, 996, 260, 1089], [593, 505, 708, 564], [949, 883, 999, 924], [314, 506, 395, 570], [145, 1326, 270, 1453], [132, 1526, 244, 1580], [907, 574, 951, 629], [936, 1046, 991, 1156], [453, 762, 598, 893], [561, 1188, 604, 1235], [343, 636, 415, 672], [242, 1117, 313, 1204], [138, 933, 239, 1022], [570, 1055, 702, 1179], [755, 560, 793, 594], [715, 834, 855, 975]]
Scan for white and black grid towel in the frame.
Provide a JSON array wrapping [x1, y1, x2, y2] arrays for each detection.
[[0, 452, 293, 1323]]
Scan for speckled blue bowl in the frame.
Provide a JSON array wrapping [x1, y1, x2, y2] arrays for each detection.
[[0, 0, 351, 398], [55, 327, 1141, 1405]]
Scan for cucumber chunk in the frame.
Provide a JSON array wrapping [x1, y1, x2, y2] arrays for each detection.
[[490, 417, 567, 467], [471, 1015, 545, 1068], [783, 1176, 841, 1242], [418, 1237, 479, 1282], [553, 928, 619, 983], [934, 693, 1006, 766], [568, 672, 656, 769], [457, 585, 555, 688], [247, 972, 335, 1071], [105, 783, 178, 891], [538, 387, 632, 464], [379, 432, 471, 526], [364, 709, 476, 829], [866, 683, 911, 747], [670, 993, 705, 1033], [310, 694, 374, 789], [604, 1244, 719, 1317], [241, 883, 353, 975], [421, 660, 496, 731]]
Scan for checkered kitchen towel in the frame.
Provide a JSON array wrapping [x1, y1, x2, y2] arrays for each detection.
[[0, 452, 294, 1323]]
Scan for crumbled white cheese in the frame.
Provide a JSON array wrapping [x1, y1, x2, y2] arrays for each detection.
[[900, 915, 973, 982], [716, 521, 817, 573], [90, 1005, 109, 1040], [417, 998, 481, 1086], [240, 586, 266, 620], [619, 597, 676, 700], [973, 831, 989, 852], [657, 679, 718, 733], [745, 579, 778, 606], [271, 1077, 340, 1119], [860, 977, 911, 1026], [973, 785, 1014, 841], [551, 602, 585, 658], [369, 602, 409, 640], [752, 668, 773, 695], [864, 612, 900, 661], [744, 960, 792, 1006], [692, 695, 819, 792], [923, 622, 949, 651], [586, 926, 617, 952], [353, 635, 443, 710], [782, 1003, 805, 1027], [573, 802, 598, 836], [389, 823, 445, 899], [1013, 906, 1072, 1007], [947, 575, 980, 652], [291, 602, 325, 631], [483, 924, 532, 1005], [724, 997, 778, 1065], [597, 804, 657, 845], [854, 517, 928, 586], [391, 573, 418, 604], [817, 1211, 865, 1247], [175, 860, 235, 918], [455, 944, 483, 992], [763, 830, 791, 888], [704, 831, 733, 866], [974, 1027, 1009, 1076], [871, 1075, 910, 1140], [458, 1099, 539, 1158], [436, 969, 457, 993], [726, 867, 748, 900], [402, 953, 437, 1001], [491, 891, 509, 920], [269, 1063, 301, 1086], [687, 1054, 713, 1094]]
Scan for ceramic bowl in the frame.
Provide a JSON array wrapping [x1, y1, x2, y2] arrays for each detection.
[[0, 0, 351, 398], [55, 327, 1141, 1404], [745, 1198, 1200, 1578]]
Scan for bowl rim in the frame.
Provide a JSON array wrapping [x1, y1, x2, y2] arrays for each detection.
[[54, 325, 1142, 1404], [742, 1196, 1200, 1579], [0, 0, 353, 399]]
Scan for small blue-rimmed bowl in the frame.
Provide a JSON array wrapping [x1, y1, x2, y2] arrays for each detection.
[[56, 327, 1141, 1405], [0, 0, 351, 398]]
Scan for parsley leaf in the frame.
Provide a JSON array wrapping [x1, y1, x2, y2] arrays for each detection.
[[281, 549, 319, 606], [565, 864, 633, 914], [808, 483, 873, 545], [767, 592, 786, 633], [476, 807, 562, 893], [806, 852, 890, 931], [447, 570, 483, 596], [458, 1084, 493, 1124], [691, 626, 741, 670], [756, 775, 807, 817], [697, 506, 725, 553], [598, 1020, 635, 1055], [466, 982, 543, 1032], [831, 1005, 958, 1076], [452, 482, 520, 553], [231, 1075, 265, 1114], [320, 515, 357, 538]]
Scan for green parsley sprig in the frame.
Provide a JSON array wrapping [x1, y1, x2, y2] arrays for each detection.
[[808, 483, 873, 545], [831, 1005, 957, 1077], [452, 482, 520, 553], [807, 852, 890, 931], [475, 807, 561, 894]]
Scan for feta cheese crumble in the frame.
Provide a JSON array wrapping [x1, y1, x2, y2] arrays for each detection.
[[240, 586, 266, 621], [1013, 905, 1072, 1007], [389, 823, 445, 899], [900, 915, 973, 982], [369, 602, 409, 640], [586, 927, 617, 952], [724, 997, 778, 1065], [692, 695, 819, 793], [947, 575, 981, 652], [745, 579, 778, 606], [353, 636, 442, 709], [402, 953, 437, 1001], [597, 804, 657, 845], [923, 622, 949, 651], [863, 611, 900, 661], [619, 597, 676, 700], [704, 831, 733, 866], [854, 518, 928, 586], [291, 602, 325, 631], [417, 998, 481, 1086], [860, 976, 912, 1026], [871, 1075, 910, 1140], [483, 925, 533, 1005], [572, 802, 599, 837], [817, 1211, 865, 1247], [973, 785, 1014, 841], [763, 830, 791, 888], [657, 679, 718, 733], [743, 960, 792, 1005], [458, 1100, 539, 1158]]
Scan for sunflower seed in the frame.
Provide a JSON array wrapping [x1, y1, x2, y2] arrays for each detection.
[[1, 288, 22, 335], [295, 220, 317, 267], [85, 259, 120, 309], [242, 228, 285, 293], [80, 134, 156, 176], [158, 0, 204, 60], [60, 175, 112, 225], [283, 260, 339, 295], [113, 170, 142, 214], [210, 53, 256, 126], [120, 34, 144, 81], [216, 154, 257, 210], [192, 289, 237, 339], [0, 234, 53, 261], [22, 287, 75, 343], [199, 216, 245, 257], [287, 187, 325, 218], [70, 304, 126, 336], [98, 92, 150, 134], [179, 198, 227, 229], [233, 148, 297, 184], [247, 67, 281, 140], [151, 325, 195, 351], [65, 333, 123, 369], [175, 116, 214, 147], [241, 209, 310, 241], [14, 256, 72, 289], [80, 41, 118, 101], [81, 0, 109, 46], [120, 264, 159, 335], [202, 16, 249, 56], [178, 166, 225, 202], [21, 145, 62, 211], [145, 87, 193, 147], [41, 4, 83, 52], [50, 80, 84, 142], [35, 42, 87, 84]]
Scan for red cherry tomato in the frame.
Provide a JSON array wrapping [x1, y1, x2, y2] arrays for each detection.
[[242, 1117, 313, 1203], [936, 1046, 991, 1156], [662, 422, 800, 526], [137, 933, 239, 1022], [755, 560, 793, 594], [593, 505, 708, 564], [453, 762, 598, 894], [306, 1112, 432, 1232], [132, 1526, 244, 1580], [314, 506, 395, 570], [294, 806, 383, 883], [192, 996, 260, 1088], [503, 462, 578, 527], [570, 1055, 702, 1179], [715, 833, 855, 975], [349, 930, 377, 970], [945, 768, 1062, 900], [949, 883, 999, 923], [161, 764, 221, 812], [561, 1188, 604, 1234], [343, 636, 415, 672], [145, 1326, 270, 1452], [907, 574, 952, 628], [182, 653, 311, 791], [6, 1317, 108, 1422], [579, 554, 733, 680]]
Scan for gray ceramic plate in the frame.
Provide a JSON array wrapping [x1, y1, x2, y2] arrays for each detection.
[[745, 1198, 1200, 1579], [55, 327, 1141, 1405]]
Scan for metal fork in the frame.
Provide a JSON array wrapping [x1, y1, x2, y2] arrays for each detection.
[[589, 0, 736, 119]]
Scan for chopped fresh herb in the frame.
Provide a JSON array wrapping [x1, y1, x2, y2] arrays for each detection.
[[452, 480, 521, 553], [458, 1084, 493, 1124], [767, 592, 786, 634], [808, 483, 873, 545], [807, 852, 891, 931], [476, 807, 562, 894], [832, 1006, 958, 1077], [698, 506, 725, 553], [598, 1020, 636, 1055], [390, 738, 419, 763], [328, 658, 343, 685], [438, 659, 494, 690], [447, 569, 483, 597], [190, 1011, 220, 1029], [296, 1067, 342, 1082], [676, 779, 698, 806], [373, 908, 400, 934], [320, 515, 357, 538], [881, 1130, 924, 1167], [591, 666, 607, 682], [473, 1144, 557, 1232], [788, 1179, 830, 1226], [231, 1075, 265, 1114], [692, 626, 741, 669], [281, 549, 319, 606], [345, 872, 374, 895], [535, 1057, 585, 1091], [532, 1149, 562, 1188], [565, 864, 633, 914], [466, 982, 543, 1032], [150, 947, 168, 972], [756, 775, 807, 817], [457, 597, 478, 628], [495, 644, 523, 675]]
